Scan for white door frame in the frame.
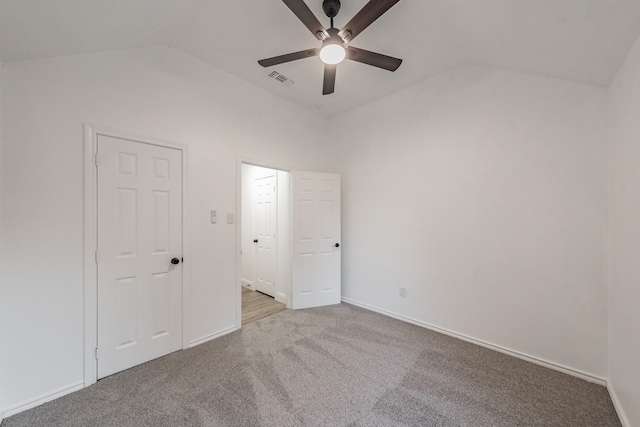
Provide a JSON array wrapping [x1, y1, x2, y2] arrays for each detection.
[[83, 124, 190, 386], [236, 157, 292, 328]]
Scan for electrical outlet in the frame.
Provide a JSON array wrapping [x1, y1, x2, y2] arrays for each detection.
[[399, 287, 406, 297]]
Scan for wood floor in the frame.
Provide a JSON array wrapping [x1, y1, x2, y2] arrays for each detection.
[[241, 286, 286, 325]]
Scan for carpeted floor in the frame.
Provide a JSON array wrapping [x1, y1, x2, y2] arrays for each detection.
[[3, 303, 620, 426]]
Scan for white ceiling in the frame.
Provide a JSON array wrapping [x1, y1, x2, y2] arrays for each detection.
[[2, 0, 640, 117]]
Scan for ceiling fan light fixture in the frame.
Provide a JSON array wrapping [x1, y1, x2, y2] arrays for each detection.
[[320, 27, 346, 65], [320, 43, 346, 64]]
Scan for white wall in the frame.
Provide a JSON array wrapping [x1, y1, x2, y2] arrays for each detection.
[[607, 31, 640, 427], [0, 47, 329, 415], [330, 65, 608, 379]]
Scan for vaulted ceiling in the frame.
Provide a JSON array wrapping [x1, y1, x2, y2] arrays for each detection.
[[2, 0, 640, 117]]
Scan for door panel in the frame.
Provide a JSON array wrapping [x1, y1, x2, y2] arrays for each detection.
[[254, 174, 277, 297], [97, 135, 182, 379], [292, 171, 341, 309]]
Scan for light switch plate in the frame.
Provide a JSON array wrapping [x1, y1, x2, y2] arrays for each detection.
[[211, 209, 217, 224], [227, 213, 235, 224]]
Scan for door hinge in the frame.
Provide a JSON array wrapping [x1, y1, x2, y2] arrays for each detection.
[[95, 250, 100, 263], [95, 153, 99, 167], [95, 347, 99, 360]]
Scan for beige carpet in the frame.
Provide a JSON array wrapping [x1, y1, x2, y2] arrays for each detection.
[[3, 303, 620, 426]]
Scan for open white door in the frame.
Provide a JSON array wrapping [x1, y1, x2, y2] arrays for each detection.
[[291, 171, 341, 309]]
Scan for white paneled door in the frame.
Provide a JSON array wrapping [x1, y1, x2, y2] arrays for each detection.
[[97, 135, 183, 379], [254, 174, 277, 297], [291, 171, 341, 309]]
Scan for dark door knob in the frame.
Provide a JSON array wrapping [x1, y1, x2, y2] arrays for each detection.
[[254, 239, 258, 243], [335, 243, 340, 248], [171, 258, 180, 265]]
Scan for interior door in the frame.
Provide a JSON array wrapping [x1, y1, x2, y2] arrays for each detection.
[[253, 174, 277, 297], [291, 171, 341, 309], [97, 135, 183, 379]]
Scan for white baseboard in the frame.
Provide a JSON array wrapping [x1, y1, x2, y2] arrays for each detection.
[[608, 383, 630, 427], [0, 381, 84, 419], [276, 291, 288, 306], [342, 297, 607, 386], [189, 326, 237, 348], [1, 326, 238, 421]]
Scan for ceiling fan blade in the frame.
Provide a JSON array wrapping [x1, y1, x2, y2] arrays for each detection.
[[258, 48, 319, 67], [282, 0, 329, 40], [338, 0, 400, 42], [346, 46, 402, 71], [323, 64, 337, 95]]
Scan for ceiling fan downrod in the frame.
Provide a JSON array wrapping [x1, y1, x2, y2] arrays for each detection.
[[323, 0, 340, 28]]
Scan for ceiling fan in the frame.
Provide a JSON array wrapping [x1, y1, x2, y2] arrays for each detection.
[[258, 0, 403, 95]]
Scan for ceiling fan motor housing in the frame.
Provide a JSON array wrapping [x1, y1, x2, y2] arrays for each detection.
[[323, 0, 341, 18], [324, 27, 344, 46]]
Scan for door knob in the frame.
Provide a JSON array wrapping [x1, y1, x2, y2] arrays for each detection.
[[335, 243, 340, 248], [171, 258, 180, 265], [254, 239, 258, 243]]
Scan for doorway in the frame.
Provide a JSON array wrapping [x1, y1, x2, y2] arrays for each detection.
[[238, 162, 343, 326], [96, 135, 184, 379], [240, 163, 290, 323], [84, 125, 188, 386]]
